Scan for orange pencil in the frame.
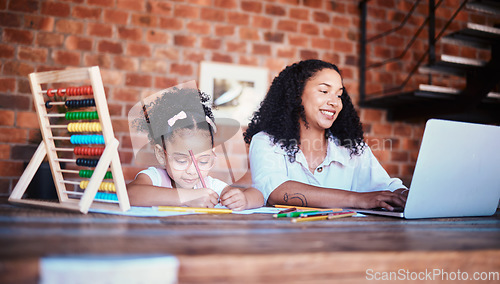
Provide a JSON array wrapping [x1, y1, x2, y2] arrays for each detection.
[[274, 205, 342, 212]]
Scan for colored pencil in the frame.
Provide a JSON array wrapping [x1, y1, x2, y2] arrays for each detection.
[[157, 206, 232, 214], [273, 210, 320, 218], [299, 210, 335, 217], [291, 215, 329, 223], [189, 150, 207, 188], [274, 205, 342, 212], [327, 211, 356, 219], [278, 207, 297, 214]]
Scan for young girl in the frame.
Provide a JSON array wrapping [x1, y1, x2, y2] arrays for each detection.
[[244, 59, 407, 211], [127, 87, 264, 210]]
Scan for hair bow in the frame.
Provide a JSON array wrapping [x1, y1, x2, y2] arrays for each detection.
[[168, 111, 187, 127]]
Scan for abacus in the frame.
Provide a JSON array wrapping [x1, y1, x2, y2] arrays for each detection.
[[9, 67, 130, 213]]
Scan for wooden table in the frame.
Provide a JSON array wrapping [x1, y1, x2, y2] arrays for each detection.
[[1, 200, 499, 283]]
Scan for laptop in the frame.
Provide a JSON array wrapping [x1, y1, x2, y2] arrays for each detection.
[[354, 119, 500, 219]]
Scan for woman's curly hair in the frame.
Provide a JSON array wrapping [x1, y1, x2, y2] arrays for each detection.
[[133, 88, 215, 148], [243, 59, 365, 161]]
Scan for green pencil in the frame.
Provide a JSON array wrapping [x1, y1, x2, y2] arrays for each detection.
[[273, 210, 320, 218]]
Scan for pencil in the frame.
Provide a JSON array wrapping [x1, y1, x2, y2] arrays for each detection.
[[291, 215, 329, 223], [274, 205, 342, 212], [273, 210, 320, 218], [189, 150, 207, 188], [157, 206, 232, 214], [327, 211, 356, 219], [299, 210, 335, 217], [278, 207, 297, 214]]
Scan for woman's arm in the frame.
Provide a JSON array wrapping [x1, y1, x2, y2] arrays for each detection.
[[268, 180, 406, 211], [127, 173, 219, 207]]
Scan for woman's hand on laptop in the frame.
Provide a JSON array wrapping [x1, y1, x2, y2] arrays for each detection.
[[354, 190, 407, 211]]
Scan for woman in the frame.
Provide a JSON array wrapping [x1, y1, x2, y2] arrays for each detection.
[[244, 59, 407, 210]]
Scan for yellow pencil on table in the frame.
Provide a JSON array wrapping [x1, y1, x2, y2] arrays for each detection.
[[291, 211, 356, 223], [157, 206, 232, 214], [274, 205, 342, 212]]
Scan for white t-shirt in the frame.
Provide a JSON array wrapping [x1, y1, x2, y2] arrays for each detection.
[[137, 167, 228, 196], [249, 131, 407, 203]]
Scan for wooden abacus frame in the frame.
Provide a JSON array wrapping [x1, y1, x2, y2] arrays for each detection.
[[9, 66, 130, 214]]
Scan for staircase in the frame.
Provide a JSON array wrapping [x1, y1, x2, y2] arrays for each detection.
[[359, 0, 500, 123]]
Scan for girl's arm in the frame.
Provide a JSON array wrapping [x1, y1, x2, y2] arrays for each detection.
[[268, 180, 406, 211], [219, 186, 265, 211], [127, 173, 219, 207]]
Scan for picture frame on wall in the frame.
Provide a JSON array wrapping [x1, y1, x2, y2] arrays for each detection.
[[199, 61, 269, 126]]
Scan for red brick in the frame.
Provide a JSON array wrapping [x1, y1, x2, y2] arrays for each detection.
[[0, 110, 15, 126], [252, 44, 271, 55], [84, 54, 112, 68], [3, 28, 34, 44], [277, 20, 298, 32], [16, 111, 38, 129], [200, 8, 226, 22], [391, 151, 409, 162], [126, 43, 151, 57], [290, 8, 309, 20], [100, 69, 124, 85], [0, 12, 21, 27], [333, 41, 354, 53], [55, 19, 84, 34], [0, 94, 31, 110], [113, 56, 138, 71], [107, 103, 123, 116], [187, 0, 211, 5], [154, 48, 179, 60], [88, 0, 114, 7], [0, 161, 24, 177], [241, 1, 262, 13], [3, 61, 34, 76], [23, 15, 54, 31], [118, 27, 142, 41], [72, 6, 101, 20], [226, 41, 247, 53], [53, 50, 81, 66], [147, 1, 173, 15], [154, 76, 178, 89], [333, 15, 351, 28], [104, 9, 128, 25], [211, 53, 232, 63], [0, 44, 15, 58], [18, 46, 48, 63], [265, 58, 286, 72], [361, 109, 384, 123], [182, 50, 204, 62], [300, 49, 318, 60], [0, 78, 15, 92], [131, 14, 157, 27], [311, 38, 330, 50], [239, 55, 259, 66], [201, 37, 221, 50], [0, 128, 28, 144], [265, 4, 286, 16], [288, 34, 308, 47], [187, 21, 211, 35], [174, 5, 200, 19], [300, 23, 319, 35], [0, 144, 10, 159], [170, 63, 193, 76], [159, 17, 183, 30], [113, 87, 140, 102], [41, 2, 70, 17], [264, 32, 284, 43], [251, 15, 273, 29], [215, 25, 234, 37], [146, 30, 169, 43], [65, 36, 93, 51], [110, 118, 130, 133], [119, 151, 134, 164], [87, 23, 113, 37], [140, 59, 168, 73], [227, 11, 250, 25], [303, 0, 322, 8], [0, 0, 6, 9], [239, 27, 260, 41], [174, 35, 197, 47], [313, 11, 330, 23], [323, 26, 343, 38], [213, 0, 237, 9], [8, 0, 39, 13], [277, 46, 296, 58], [125, 73, 151, 87], [117, 0, 145, 11], [98, 40, 123, 54]]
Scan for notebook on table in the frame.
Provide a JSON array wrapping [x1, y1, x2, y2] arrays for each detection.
[[354, 119, 500, 219]]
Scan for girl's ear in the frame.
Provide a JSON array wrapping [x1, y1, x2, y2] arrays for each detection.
[[154, 144, 166, 165]]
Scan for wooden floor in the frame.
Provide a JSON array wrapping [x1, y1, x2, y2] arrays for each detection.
[[1, 199, 499, 283]]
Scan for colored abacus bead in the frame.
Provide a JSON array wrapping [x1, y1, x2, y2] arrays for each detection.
[[79, 181, 116, 192], [46, 88, 54, 97], [78, 170, 113, 179], [65, 99, 96, 108], [95, 192, 118, 201], [67, 122, 102, 132], [65, 111, 99, 120], [45, 101, 53, 109], [73, 146, 105, 156]]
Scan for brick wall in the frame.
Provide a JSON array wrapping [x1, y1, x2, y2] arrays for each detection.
[[0, 0, 494, 194]]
